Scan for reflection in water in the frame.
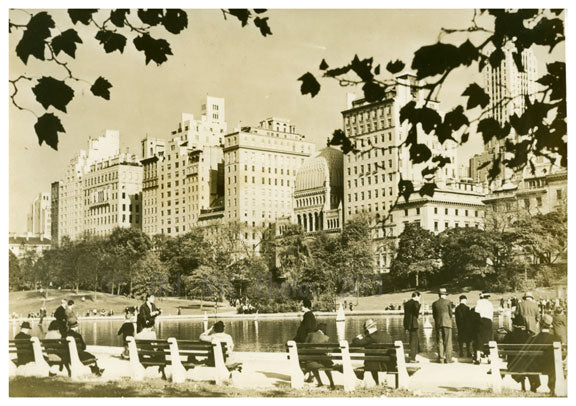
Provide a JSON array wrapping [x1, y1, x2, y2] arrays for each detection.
[[13, 315, 510, 356]]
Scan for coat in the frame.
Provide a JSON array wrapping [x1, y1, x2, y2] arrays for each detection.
[[552, 313, 567, 344], [516, 300, 540, 335], [351, 329, 394, 372], [454, 303, 473, 341], [432, 297, 453, 328], [302, 330, 334, 369], [137, 302, 160, 333], [14, 331, 34, 365], [403, 299, 420, 330], [293, 311, 317, 343]]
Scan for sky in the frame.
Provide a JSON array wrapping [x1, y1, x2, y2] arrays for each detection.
[[8, 9, 565, 233]]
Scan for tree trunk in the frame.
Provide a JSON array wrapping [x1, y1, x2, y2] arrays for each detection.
[[75, 283, 79, 295], [415, 272, 419, 287]]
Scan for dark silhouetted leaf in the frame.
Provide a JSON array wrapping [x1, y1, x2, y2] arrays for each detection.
[[325, 64, 351, 78], [95, 30, 127, 54], [32, 76, 75, 113], [68, 9, 98, 25], [15, 12, 55, 64], [409, 143, 432, 164], [398, 179, 414, 202], [421, 167, 437, 177], [137, 9, 164, 26], [462, 83, 490, 109], [386, 60, 405, 74], [411, 42, 460, 79], [461, 132, 469, 144], [162, 9, 188, 34], [477, 118, 510, 144], [329, 129, 357, 155], [374, 64, 380, 75], [488, 157, 502, 180], [51, 29, 82, 58], [110, 9, 130, 27], [350, 55, 374, 82], [419, 182, 437, 197], [227, 9, 251, 27], [133, 33, 173, 65], [298, 72, 320, 98], [417, 107, 442, 134], [488, 47, 505, 68], [458, 39, 479, 66], [254, 9, 267, 14], [399, 101, 416, 124], [319, 59, 329, 71], [34, 113, 65, 150], [432, 155, 452, 168], [531, 17, 565, 51], [254, 17, 272, 36], [90, 76, 112, 100], [362, 81, 385, 102]]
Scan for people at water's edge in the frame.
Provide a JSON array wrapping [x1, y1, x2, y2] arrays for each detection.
[[294, 298, 317, 343], [474, 292, 494, 363], [137, 294, 161, 335], [454, 295, 473, 358], [118, 309, 137, 359], [403, 291, 421, 362], [432, 288, 453, 363], [515, 291, 540, 335]]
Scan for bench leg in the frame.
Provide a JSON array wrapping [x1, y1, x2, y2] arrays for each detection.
[[553, 342, 567, 396], [488, 341, 502, 394], [287, 341, 304, 390], [30, 337, 50, 377], [168, 338, 186, 383], [339, 340, 357, 392], [127, 337, 146, 381]]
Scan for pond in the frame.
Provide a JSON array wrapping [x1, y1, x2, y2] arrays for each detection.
[[10, 313, 513, 357]]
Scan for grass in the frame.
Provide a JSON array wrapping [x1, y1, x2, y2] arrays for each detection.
[[9, 289, 234, 318], [8, 376, 552, 398]]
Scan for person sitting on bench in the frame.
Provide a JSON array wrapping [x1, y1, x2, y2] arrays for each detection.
[[527, 314, 561, 395], [67, 322, 105, 377], [197, 321, 241, 371], [351, 319, 393, 384], [302, 323, 338, 389], [14, 321, 34, 366], [502, 315, 533, 390]]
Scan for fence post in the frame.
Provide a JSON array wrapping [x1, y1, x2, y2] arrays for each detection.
[[127, 337, 145, 381], [553, 342, 567, 396], [30, 337, 50, 376], [339, 340, 357, 392], [488, 341, 502, 393], [394, 340, 409, 390], [168, 337, 186, 383], [211, 338, 229, 385], [287, 340, 304, 390]]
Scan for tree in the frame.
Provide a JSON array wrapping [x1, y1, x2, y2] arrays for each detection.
[[391, 223, 440, 288], [132, 251, 170, 299], [515, 207, 567, 265], [300, 9, 566, 201], [9, 250, 23, 290], [9, 8, 272, 150]]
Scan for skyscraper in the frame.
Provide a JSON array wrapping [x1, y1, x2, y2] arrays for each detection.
[[26, 192, 51, 239]]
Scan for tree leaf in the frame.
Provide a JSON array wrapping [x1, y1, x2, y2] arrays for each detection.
[[319, 59, 329, 70], [90, 76, 112, 100], [133, 33, 173, 65], [253, 9, 267, 14], [254, 16, 272, 36], [95, 30, 127, 54], [409, 143, 432, 164], [386, 59, 405, 74], [227, 9, 251, 27], [110, 9, 130, 27], [419, 182, 437, 197], [362, 81, 386, 102], [51, 29, 82, 58], [162, 9, 188, 34], [298, 72, 320, 98], [488, 47, 505, 69], [15, 11, 55, 64], [137, 9, 164, 26], [34, 113, 65, 150], [398, 179, 414, 202], [477, 118, 509, 144], [457, 39, 479, 66], [350, 55, 374, 82], [32, 76, 75, 113], [411, 42, 461, 79], [68, 9, 98, 25], [462, 83, 490, 109]]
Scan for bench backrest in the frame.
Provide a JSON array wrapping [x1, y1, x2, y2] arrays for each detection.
[[290, 342, 342, 362], [9, 339, 35, 363], [176, 340, 228, 362]]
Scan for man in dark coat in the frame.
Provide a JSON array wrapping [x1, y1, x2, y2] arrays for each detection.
[[502, 316, 533, 390], [454, 295, 473, 357], [14, 321, 34, 366], [432, 288, 453, 363], [137, 294, 161, 334], [54, 299, 68, 335], [67, 322, 104, 376], [352, 319, 393, 384], [293, 298, 317, 343], [552, 307, 567, 344], [526, 314, 561, 394], [516, 292, 540, 335], [302, 323, 337, 389], [403, 291, 421, 362]]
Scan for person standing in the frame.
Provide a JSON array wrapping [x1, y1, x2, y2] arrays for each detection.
[[137, 294, 161, 335], [454, 295, 473, 358], [474, 292, 494, 363], [118, 311, 137, 359], [65, 300, 78, 331], [403, 291, 421, 362], [293, 298, 317, 343], [516, 292, 540, 335], [552, 307, 567, 344], [54, 299, 68, 334], [432, 288, 453, 363]]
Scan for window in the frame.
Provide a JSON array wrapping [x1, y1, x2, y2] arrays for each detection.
[[434, 222, 438, 232], [556, 189, 563, 200]]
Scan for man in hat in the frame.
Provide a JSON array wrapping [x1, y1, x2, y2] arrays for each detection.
[[403, 291, 421, 362], [294, 298, 317, 343], [432, 288, 453, 363], [352, 319, 393, 384], [54, 299, 68, 334], [474, 292, 494, 363], [527, 314, 561, 394], [14, 321, 34, 366], [502, 315, 533, 390], [455, 295, 473, 358], [516, 292, 540, 335]]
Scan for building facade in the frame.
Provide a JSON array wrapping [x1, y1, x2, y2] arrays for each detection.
[[50, 181, 59, 245], [223, 117, 315, 249], [26, 192, 51, 239], [9, 234, 52, 258]]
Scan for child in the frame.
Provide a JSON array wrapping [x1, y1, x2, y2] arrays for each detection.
[[118, 309, 137, 359]]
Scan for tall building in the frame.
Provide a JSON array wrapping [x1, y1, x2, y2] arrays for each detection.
[[141, 96, 227, 237], [341, 74, 458, 226], [26, 192, 51, 239], [293, 146, 343, 233], [50, 181, 59, 245], [83, 153, 143, 237], [223, 117, 315, 248]]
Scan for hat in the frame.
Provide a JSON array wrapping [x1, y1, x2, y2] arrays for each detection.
[[541, 314, 553, 327], [438, 288, 447, 295], [20, 321, 31, 329], [480, 292, 491, 298], [524, 291, 534, 299], [363, 319, 377, 330], [302, 298, 312, 309]]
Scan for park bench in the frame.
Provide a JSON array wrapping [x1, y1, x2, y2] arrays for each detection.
[[127, 337, 233, 384], [9, 339, 35, 367], [486, 341, 567, 396], [287, 340, 416, 392]]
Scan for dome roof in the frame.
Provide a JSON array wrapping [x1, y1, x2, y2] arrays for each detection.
[[295, 147, 343, 192]]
